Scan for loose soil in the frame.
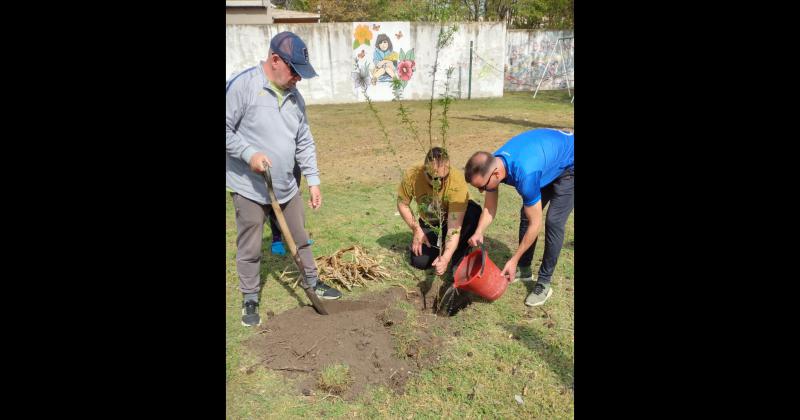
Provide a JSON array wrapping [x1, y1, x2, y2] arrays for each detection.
[[246, 286, 465, 400]]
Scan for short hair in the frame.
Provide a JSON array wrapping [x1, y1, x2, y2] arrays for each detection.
[[425, 147, 449, 166], [464, 151, 495, 183], [376, 34, 393, 52]]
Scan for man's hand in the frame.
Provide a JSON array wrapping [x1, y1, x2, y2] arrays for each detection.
[[431, 255, 450, 276], [249, 152, 272, 173], [500, 258, 518, 282], [467, 231, 484, 247], [308, 185, 322, 210], [411, 227, 431, 256]]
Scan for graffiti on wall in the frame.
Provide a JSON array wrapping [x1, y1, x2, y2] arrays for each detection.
[[352, 22, 415, 101], [505, 33, 573, 91]]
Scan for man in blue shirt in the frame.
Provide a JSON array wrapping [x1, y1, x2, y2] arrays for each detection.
[[464, 128, 574, 307]]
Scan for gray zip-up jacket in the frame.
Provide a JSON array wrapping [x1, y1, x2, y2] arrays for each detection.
[[226, 63, 320, 205]]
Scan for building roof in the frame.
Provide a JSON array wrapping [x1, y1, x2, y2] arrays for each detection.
[[226, 1, 267, 8], [271, 9, 320, 20], [225, 1, 319, 22]]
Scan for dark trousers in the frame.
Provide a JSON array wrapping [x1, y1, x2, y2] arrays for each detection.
[[409, 200, 482, 273], [518, 167, 574, 285]]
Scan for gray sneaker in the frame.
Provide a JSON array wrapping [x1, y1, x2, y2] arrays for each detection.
[[241, 300, 261, 327], [525, 282, 553, 307], [314, 281, 342, 300], [514, 266, 534, 283]]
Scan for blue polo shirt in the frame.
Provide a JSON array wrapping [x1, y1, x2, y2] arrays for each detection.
[[494, 128, 574, 206]]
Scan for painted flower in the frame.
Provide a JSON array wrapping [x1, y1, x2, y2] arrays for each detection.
[[397, 60, 416, 81], [352, 61, 371, 90], [354, 24, 373, 45]]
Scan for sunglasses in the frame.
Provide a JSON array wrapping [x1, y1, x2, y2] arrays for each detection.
[[278, 55, 299, 78], [479, 167, 497, 192], [424, 170, 449, 184]]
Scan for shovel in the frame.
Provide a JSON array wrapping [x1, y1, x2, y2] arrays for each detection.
[[262, 164, 328, 315]]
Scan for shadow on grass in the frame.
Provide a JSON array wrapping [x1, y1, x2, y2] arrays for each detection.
[[255, 232, 310, 309], [451, 115, 570, 130], [376, 232, 515, 315], [503, 323, 574, 388], [375, 232, 514, 264], [374, 230, 413, 255]]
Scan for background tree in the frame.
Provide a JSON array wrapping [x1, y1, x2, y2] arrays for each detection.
[[283, 0, 571, 29]]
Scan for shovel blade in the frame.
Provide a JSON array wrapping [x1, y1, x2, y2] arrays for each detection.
[[303, 287, 329, 315]]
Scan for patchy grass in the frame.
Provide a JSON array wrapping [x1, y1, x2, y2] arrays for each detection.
[[388, 300, 426, 360], [308, 90, 574, 186], [226, 90, 573, 419], [318, 364, 354, 395]]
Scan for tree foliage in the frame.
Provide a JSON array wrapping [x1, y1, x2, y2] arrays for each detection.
[[284, 0, 573, 29]]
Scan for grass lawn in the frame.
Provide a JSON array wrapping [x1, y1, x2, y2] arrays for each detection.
[[226, 90, 574, 419]]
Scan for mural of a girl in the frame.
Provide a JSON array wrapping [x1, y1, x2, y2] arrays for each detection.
[[371, 33, 398, 84]]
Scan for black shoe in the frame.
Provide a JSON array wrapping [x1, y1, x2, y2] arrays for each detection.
[[314, 281, 342, 300], [241, 300, 261, 326]]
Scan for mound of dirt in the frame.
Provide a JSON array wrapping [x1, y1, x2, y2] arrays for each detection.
[[246, 286, 453, 400]]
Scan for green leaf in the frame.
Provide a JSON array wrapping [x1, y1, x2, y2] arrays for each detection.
[[353, 39, 360, 49], [364, 39, 370, 46], [407, 49, 415, 61], [391, 77, 404, 91], [399, 48, 406, 61]]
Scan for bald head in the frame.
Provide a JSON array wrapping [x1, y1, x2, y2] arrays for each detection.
[[464, 151, 495, 183]]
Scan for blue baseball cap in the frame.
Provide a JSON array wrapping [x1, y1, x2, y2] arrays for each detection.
[[270, 31, 318, 79]]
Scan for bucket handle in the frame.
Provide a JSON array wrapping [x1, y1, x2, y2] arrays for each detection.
[[479, 242, 486, 277], [456, 242, 486, 284]]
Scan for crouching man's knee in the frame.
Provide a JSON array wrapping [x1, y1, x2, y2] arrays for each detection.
[[409, 250, 434, 270]]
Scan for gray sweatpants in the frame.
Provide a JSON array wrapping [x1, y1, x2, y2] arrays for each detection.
[[231, 191, 318, 295]]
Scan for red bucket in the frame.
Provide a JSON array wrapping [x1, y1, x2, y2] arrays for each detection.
[[453, 243, 509, 301]]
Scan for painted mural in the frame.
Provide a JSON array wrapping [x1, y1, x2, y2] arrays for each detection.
[[505, 32, 573, 91], [351, 22, 415, 101]]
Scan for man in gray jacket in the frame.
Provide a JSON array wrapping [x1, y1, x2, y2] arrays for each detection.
[[226, 31, 341, 327]]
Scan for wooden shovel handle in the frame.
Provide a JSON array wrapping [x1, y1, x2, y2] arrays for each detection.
[[263, 166, 328, 315], [263, 167, 303, 272]]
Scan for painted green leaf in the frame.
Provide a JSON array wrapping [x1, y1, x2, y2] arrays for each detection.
[[353, 39, 360, 49]]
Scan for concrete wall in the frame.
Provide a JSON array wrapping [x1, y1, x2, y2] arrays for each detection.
[[226, 22, 507, 105], [226, 7, 272, 25], [505, 30, 574, 91]]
